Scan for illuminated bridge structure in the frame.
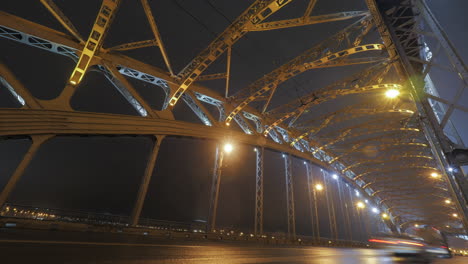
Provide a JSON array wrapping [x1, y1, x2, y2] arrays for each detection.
[[0, 0, 467, 243]]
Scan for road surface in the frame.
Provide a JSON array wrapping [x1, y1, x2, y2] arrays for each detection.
[[0, 229, 465, 263]]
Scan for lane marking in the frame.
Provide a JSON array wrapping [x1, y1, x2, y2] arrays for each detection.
[[0, 239, 203, 248]]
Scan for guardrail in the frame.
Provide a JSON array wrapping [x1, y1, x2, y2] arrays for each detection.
[[0, 204, 368, 248]]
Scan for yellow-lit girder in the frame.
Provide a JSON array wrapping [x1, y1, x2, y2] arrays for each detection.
[[69, 0, 120, 85], [290, 106, 412, 146], [354, 166, 438, 181], [197, 72, 227, 81], [226, 44, 385, 125], [341, 155, 433, 173], [313, 126, 420, 155], [245, 11, 369, 31], [263, 83, 400, 136], [109, 39, 157, 52], [168, 0, 294, 107]]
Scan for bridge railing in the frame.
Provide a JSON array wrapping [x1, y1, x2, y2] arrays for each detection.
[[1, 203, 368, 247]]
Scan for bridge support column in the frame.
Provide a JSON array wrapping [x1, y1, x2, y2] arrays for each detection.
[[254, 147, 264, 236], [130, 135, 164, 226], [208, 146, 224, 232], [0, 134, 53, 208], [284, 154, 296, 240], [322, 170, 338, 240], [305, 162, 319, 240]]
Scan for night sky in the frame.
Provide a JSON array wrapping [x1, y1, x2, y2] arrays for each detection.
[[0, 0, 467, 236]]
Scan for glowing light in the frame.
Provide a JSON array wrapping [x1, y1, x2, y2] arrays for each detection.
[[448, 167, 454, 172], [225, 122, 230, 126], [315, 184, 324, 191], [445, 199, 451, 204], [385, 89, 400, 98], [224, 143, 233, 153], [372, 207, 379, 214], [357, 201, 365, 209], [430, 172, 440, 178], [303, 161, 306, 165], [365, 199, 369, 204], [452, 213, 458, 218], [254, 148, 257, 152], [282, 154, 286, 158], [332, 174, 338, 180], [382, 213, 389, 219], [70, 80, 77, 85], [414, 224, 419, 228]]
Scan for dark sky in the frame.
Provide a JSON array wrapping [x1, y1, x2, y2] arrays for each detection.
[[0, 0, 467, 235]]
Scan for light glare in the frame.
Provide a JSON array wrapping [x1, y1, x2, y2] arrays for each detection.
[[315, 184, 324, 191], [224, 143, 233, 153], [385, 89, 400, 98]]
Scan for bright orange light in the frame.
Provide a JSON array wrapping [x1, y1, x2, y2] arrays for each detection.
[[368, 239, 398, 245], [315, 184, 324, 191], [224, 143, 233, 153], [430, 172, 440, 178], [385, 89, 400, 98], [398, 241, 424, 247]]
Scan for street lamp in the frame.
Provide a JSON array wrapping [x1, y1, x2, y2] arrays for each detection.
[[382, 213, 389, 219], [315, 183, 324, 191], [209, 142, 235, 231], [385, 89, 400, 98], [332, 174, 338, 180], [445, 199, 451, 204], [224, 143, 233, 153], [430, 172, 440, 178], [372, 207, 379, 214], [452, 213, 458, 218], [356, 201, 365, 209]]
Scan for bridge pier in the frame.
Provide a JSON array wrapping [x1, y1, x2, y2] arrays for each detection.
[[208, 146, 223, 232], [254, 147, 264, 236], [305, 162, 319, 240], [322, 170, 338, 240], [0, 135, 52, 209], [284, 154, 296, 240], [130, 135, 164, 226]]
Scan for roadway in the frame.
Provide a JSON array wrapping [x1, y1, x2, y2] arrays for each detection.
[[0, 229, 465, 263]]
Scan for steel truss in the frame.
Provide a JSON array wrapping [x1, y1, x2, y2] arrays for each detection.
[[0, 0, 466, 237]]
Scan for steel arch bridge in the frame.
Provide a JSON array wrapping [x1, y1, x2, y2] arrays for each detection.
[[0, 0, 467, 242]]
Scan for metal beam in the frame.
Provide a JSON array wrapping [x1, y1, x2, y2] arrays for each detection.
[[130, 135, 164, 226], [69, 0, 120, 85], [284, 154, 296, 239], [140, 0, 174, 76], [109, 39, 157, 52], [208, 146, 224, 231], [246, 11, 368, 31], [0, 62, 41, 109], [0, 135, 53, 208], [254, 147, 264, 235], [40, 0, 84, 43], [168, 0, 294, 106]]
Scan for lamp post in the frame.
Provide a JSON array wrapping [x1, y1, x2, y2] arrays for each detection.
[[313, 183, 323, 241], [208, 143, 233, 232]]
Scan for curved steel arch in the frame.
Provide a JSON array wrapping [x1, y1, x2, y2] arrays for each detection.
[[262, 83, 401, 135], [290, 106, 413, 146], [0, 0, 462, 235]]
